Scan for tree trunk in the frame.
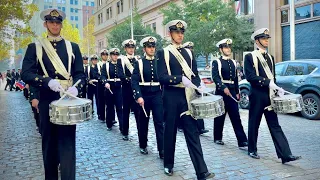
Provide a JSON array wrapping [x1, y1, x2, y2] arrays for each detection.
[[205, 54, 209, 66]]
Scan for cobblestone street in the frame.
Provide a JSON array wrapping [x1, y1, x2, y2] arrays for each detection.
[[0, 89, 320, 180]]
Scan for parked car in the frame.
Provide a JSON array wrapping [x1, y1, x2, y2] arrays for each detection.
[[239, 59, 320, 120]]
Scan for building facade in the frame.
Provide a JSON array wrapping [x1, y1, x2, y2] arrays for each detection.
[[29, 0, 95, 37], [254, 0, 320, 62]]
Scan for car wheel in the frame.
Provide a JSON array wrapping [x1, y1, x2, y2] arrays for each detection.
[[239, 89, 250, 109], [301, 93, 320, 120]]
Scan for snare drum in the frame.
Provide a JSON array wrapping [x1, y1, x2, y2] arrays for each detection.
[[190, 95, 225, 119], [272, 94, 303, 114], [49, 98, 92, 125]]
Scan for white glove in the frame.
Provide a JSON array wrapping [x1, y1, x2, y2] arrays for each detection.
[[66, 86, 78, 97], [182, 76, 195, 88], [277, 88, 285, 97], [105, 83, 110, 89], [92, 79, 98, 83], [197, 82, 206, 93], [269, 80, 280, 90], [48, 79, 63, 92]]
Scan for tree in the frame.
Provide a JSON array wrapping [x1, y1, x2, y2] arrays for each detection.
[[107, 12, 164, 56], [80, 16, 96, 56], [41, 19, 81, 44], [0, 1, 38, 60], [161, 0, 254, 65]]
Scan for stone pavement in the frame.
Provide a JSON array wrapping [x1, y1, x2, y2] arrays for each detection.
[[0, 89, 320, 180]]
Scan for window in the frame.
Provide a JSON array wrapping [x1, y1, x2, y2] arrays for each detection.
[[62, 7, 65, 12], [314, 3, 320, 17], [307, 64, 317, 74], [295, 5, 311, 20], [121, 0, 124, 13], [58, 7, 61, 10], [281, 10, 288, 23], [75, 8, 78, 13], [282, 0, 302, 6], [117, 2, 120, 14], [76, 24, 79, 28], [56, 0, 65, 3], [106, 7, 112, 20], [70, 0, 73, 4], [71, 16, 74, 20], [75, 0, 78, 5], [44, 5, 48, 9], [284, 63, 305, 76], [275, 63, 286, 76], [237, 0, 254, 15], [49, 6, 52, 8], [98, 13, 103, 24], [98, 0, 102, 6], [71, 8, 74, 12], [86, 1, 89, 6], [152, 22, 156, 32], [91, 2, 94, 7], [45, 0, 53, 2], [75, 16, 78, 21]]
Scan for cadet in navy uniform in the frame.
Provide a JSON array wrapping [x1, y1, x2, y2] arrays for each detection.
[[182, 41, 209, 135], [157, 20, 214, 180], [10, 69, 16, 91], [131, 36, 164, 157], [101, 48, 126, 139], [80, 55, 89, 98], [244, 28, 301, 163], [15, 69, 22, 91], [87, 54, 99, 115], [4, 69, 11, 90], [97, 49, 109, 121], [121, 39, 140, 141], [21, 8, 85, 180], [211, 39, 248, 148]]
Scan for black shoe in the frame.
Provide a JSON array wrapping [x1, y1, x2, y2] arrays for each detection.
[[112, 120, 117, 125], [159, 151, 164, 159], [140, 148, 148, 155], [282, 155, 301, 164], [197, 172, 215, 180], [107, 127, 112, 131], [239, 142, 248, 150], [164, 168, 173, 176], [199, 129, 209, 135], [248, 152, 260, 159], [123, 135, 129, 141], [214, 140, 224, 145]]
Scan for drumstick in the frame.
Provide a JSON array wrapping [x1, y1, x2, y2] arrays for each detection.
[[108, 88, 113, 94], [56, 79, 82, 104], [228, 94, 239, 103], [142, 105, 148, 117], [193, 87, 215, 96]]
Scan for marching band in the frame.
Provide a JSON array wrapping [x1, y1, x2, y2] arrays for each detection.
[[17, 8, 302, 180]]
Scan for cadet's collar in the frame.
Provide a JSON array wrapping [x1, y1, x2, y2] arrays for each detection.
[[111, 61, 117, 64], [258, 48, 267, 54], [222, 56, 231, 60], [84, 64, 89, 67], [102, 60, 107, 64], [47, 35, 63, 42], [171, 43, 183, 49], [126, 54, 134, 59], [145, 55, 154, 60]]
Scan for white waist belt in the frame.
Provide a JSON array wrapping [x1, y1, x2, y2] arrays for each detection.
[[222, 80, 234, 84], [107, 78, 121, 82], [139, 82, 160, 86]]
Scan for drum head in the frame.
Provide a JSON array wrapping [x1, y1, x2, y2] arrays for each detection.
[[51, 98, 91, 107], [273, 94, 301, 100], [191, 95, 222, 104]]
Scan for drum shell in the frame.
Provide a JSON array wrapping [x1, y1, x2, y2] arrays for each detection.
[[272, 94, 303, 114], [49, 99, 92, 125], [190, 95, 225, 119]]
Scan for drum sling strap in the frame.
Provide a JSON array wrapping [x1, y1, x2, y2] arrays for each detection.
[[251, 50, 274, 111], [210, 58, 237, 84], [164, 45, 197, 118], [36, 38, 74, 96], [121, 55, 134, 74]]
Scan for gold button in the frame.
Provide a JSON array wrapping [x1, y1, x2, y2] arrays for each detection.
[[54, 43, 57, 46], [174, 77, 176, 79], [151, 68, 153, 70], [170, 80, 172, 82], [54, 49, 57, 51], [35, 77, 39, 81], [55, 76, 58, 79], [152, 76, 154, 78], [152, 72, 154, 74], [55, 71, 58, 74]]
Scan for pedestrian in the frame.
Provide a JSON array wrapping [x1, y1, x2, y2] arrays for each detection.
[[100, 48, 125, 138], [182, 41, 209, 135], [120, 39, 140, 141], [244, 28, 301, 163], [211, 38, 248, 148], [21, 8, 86, 179], [131, 36, 164, 158], [4, 70, 12, 91], [157, 19, 214, 179], [97, 49, 109, 122], [10, 69, 16, 91]]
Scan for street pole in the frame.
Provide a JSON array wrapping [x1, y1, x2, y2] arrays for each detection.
[[290, 0, 295, 60], [87, 6, 89, 56], [130, 0, 134, 40]]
